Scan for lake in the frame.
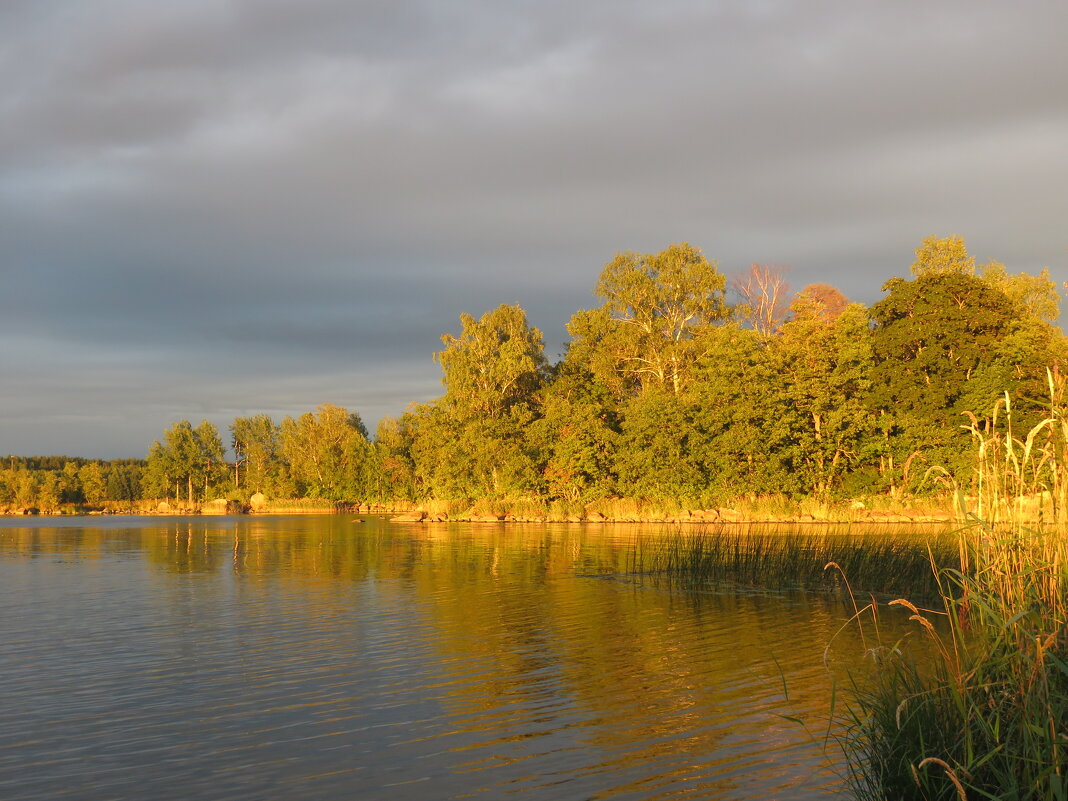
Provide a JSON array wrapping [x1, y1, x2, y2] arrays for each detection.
[[0, 515, 882, 800]]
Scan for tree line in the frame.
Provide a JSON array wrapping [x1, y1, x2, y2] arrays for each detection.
[[0, 458, 143, 511], [142, 406, 378, 504], [6, 235, 1064, 512], [373, 235, 1063, 508]]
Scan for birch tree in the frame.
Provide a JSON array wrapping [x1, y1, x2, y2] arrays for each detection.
[[568, 243, 729, 397]]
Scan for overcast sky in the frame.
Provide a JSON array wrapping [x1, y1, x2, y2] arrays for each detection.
[[2, 0, 1067, 458]]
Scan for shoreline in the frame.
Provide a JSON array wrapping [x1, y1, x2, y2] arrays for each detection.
[[10, 489, 1046, 525], [386, 508, 957, 525], [0, 504, 958, 525]]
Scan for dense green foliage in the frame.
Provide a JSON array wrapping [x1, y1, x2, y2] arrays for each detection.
[[4, 235, 1063, 512], [0, 457, 145, 510], [374, 236, 1063, 508]]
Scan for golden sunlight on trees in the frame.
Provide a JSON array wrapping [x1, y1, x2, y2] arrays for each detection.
[[910, 234, 976, 276], [792, 284, 849, 323], [436, 304, 548, 416], [145, 420, 226, 503], [913, 234, 1060, 322], [731, 263, 791, 338], [393, 304, 550, 502], [279, 404, 370, 500], [980, 261, 1061, 322], [231, 414, 279, 491], [83, 234, 1061, 517], [78, 462, 106, 506], [775, 302, 874, 499], [567, 243, 729, 397]]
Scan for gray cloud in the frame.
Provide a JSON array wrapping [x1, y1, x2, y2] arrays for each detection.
[[2, 0, 1066, 457]]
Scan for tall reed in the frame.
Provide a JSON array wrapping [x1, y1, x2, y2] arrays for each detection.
[[840, 370, 1068, 801], [635, 524, 954, 599]]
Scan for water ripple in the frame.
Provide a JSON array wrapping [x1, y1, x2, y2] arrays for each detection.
[[0, 518, 865, 800]]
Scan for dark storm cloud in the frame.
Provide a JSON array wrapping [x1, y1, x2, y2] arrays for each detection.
[[2, 0, 1066, 456]]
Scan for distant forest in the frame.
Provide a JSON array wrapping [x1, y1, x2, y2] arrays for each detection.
[[3, 235, 1064, 513]]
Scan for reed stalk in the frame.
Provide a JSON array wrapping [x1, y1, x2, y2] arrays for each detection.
[[634, 524, 954, 599], [840, 369, 1068, 801]]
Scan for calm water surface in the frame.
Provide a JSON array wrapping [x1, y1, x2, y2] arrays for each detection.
[[0, 516, 877, 800]]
